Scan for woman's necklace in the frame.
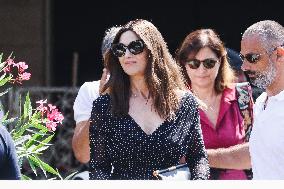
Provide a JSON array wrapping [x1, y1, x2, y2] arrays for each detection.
[[132, 91, 150, 104]]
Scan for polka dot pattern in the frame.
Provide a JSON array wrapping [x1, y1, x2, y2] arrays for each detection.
[[89, 93, 210, 180]]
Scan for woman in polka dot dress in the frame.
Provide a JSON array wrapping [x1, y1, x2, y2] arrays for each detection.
[[89, 19, 210, 180]]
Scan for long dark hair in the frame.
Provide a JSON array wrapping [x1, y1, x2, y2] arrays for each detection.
[[176, 29, 235, 94], [102, 19, 185, 118]]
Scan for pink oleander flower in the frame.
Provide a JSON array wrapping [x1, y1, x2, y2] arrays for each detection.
[[3, 58, 14, 73], [46, 121, 57, 132], [36, 99, 47, 105], [36, 99, 48, 112], [36, 100, 64, 131], [6, 58, 15, 66], [19, 72, 31, 81], [55, 113, 64, 124], [2, 57, 31, 84], [16, 62, 29, 70], [48, 104, 56, 111], [3, 66, 11, 73]]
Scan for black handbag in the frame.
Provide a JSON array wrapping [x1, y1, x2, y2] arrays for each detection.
[[153, 163, 191, 180]]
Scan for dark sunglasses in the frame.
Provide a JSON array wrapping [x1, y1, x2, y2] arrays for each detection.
[[184, 58, 219, 69], [240, 43, 284, 64], [111, 39, 145, 57], [239, 53, 261, 64]]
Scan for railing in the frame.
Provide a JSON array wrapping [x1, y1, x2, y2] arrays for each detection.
[[7, 87, 86, 179]]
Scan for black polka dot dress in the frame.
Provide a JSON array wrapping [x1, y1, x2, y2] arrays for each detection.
[[89, 92, 209, 180]]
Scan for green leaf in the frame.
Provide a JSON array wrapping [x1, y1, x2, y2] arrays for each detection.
[[0, 87, 11, 97], [32, 145, 50, 153], [21, 174, 32, 180], [2, 117, 17, 125], [13, 122, 50, 144], [32, 134, 54, 152], [0, 61, 4, 71], [1, 117, 17, 127], [28, 156, 38, 176], [1, 111, 11, 125], [29, 155, 59, 176], [25, 136, 40, 149], [14, 113, 25, 130], [32, 111, 42, 119], [64, 171, 78, 180], [56, 169, 63, 180], [25, 132, 45, 148], [0, 74, 12, 87], [13, 122, 31, 139], [29, 155, 47, 177], [8, 52, 14, 59], [14, 135, 31, 147], [0, 110, 9, 123], [24, 92, 32, 119], [0, 72, 6, 81], [30, 123, 48, 133], [25, 128, 47, 135]]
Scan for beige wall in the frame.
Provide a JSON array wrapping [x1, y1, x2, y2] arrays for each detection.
[[0, 0, 49, 86]]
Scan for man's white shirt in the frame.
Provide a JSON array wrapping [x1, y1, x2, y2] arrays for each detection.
[[249, 90, 284, 179], [73, 81, 100, 123]]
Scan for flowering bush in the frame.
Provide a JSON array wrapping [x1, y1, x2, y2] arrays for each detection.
[[0, 53, 72, 179], [0, 53, 30, 97]]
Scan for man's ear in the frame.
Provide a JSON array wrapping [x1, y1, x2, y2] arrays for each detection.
[[276, 46, 284, 62]]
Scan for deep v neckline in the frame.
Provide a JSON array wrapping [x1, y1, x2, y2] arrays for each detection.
[[199, 109, 219, 131], [127, 93, 190, 136], [127, 114, 168, 136]]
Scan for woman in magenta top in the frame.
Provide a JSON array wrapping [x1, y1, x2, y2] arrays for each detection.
[[176, 29, 253, 179]]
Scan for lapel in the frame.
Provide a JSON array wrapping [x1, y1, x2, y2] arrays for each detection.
[[216, 85, 237, 127]]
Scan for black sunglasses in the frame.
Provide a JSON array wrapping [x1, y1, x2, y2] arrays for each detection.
[[111, 39, 145, 57], [240, 43, 284, 64], [184, 58, 219, 69], [239, 53, 261, 64]]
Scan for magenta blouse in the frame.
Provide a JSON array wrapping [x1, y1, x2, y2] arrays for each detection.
[[199, 85, 248, 180]]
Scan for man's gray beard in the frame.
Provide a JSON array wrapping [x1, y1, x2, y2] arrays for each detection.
[[251, 60, 277, 89]]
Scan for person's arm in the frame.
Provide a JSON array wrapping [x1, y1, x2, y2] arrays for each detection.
[[207, 142, 251, 170], [72, 70, 109, 163], [72, 68, 108, 163], [72, 120, 90, 163], [72, 82, 100, 163]]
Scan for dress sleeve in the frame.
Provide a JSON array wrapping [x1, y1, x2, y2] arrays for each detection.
[[73, 81, 100, 124], [89, 96, 112, 180], [186, 97, 210, 180]]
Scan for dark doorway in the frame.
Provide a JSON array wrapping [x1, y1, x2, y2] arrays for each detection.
[[53, 0, 283, 87]]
